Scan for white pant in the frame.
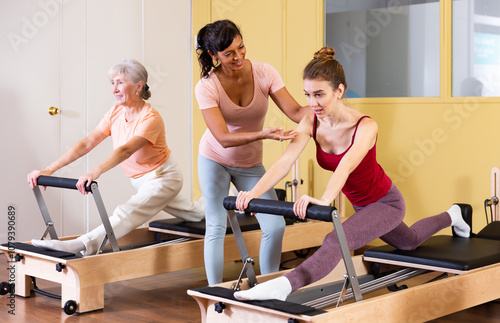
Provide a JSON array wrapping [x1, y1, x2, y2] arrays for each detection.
[[78, 155, 204, 255]]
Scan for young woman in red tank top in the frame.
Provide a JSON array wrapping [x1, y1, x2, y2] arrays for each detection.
[[233, 47, 471, 301]]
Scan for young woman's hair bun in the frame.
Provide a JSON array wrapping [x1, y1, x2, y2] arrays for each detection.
[[313, 47, 335, 60], [304, 46, 346, 94]]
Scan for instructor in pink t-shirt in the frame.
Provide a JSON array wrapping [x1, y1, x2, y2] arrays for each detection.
[[28, 59, 204, 255], [195, 20, 310, 285]]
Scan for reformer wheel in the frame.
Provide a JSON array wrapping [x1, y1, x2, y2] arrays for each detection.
[[64, 300, 78, 315], [0, 282, 11, 295]]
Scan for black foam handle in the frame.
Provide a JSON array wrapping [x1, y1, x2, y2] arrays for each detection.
[[223, 196, 336, 222], [36, 175, 95, 192]]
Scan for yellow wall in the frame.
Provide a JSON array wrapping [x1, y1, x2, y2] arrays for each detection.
[[192, 0, 499, 239]]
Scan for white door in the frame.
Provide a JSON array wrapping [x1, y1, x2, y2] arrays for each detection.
[[0, 0, 193, 242], [1, 0, 64, 242]]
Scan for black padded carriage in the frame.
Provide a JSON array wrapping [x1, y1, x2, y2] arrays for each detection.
[[149, 189, 293, 237], [364, 221, 500, 272], [1, 242, 81, 260], [149, 212, 295, 237]]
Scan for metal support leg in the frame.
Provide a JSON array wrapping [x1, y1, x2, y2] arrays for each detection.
[[227, 210, 258, 287], [96, 236, 109, 254], [330, 209, 363, 302], [232, 257, 255, 291], [40, 222, 55, 240], [336, 274, 349, 307], [91, 183, 120, 253], [33, 186, 59, 240]]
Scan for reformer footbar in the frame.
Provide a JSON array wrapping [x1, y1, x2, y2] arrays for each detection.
[[35, 175, 120, 254], [222, 196, 363, 303]]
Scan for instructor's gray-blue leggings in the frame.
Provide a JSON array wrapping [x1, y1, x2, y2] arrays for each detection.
[[285, 184, 452, 292], [198, 154, 285, 285]]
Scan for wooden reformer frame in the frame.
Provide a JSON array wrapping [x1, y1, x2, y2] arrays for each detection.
[[188, 255, 500, 322], [188, 172, 500, 323]]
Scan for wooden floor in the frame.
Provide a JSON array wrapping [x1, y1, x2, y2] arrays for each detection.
[[1, 254, 500, 322]]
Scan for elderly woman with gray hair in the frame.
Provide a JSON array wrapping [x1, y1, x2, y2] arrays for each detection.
[[27, 59, 204, 255]]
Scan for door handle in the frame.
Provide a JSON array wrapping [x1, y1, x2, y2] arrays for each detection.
[[48, 107, 60, 115]]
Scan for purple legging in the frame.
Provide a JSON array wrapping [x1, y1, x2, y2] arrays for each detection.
[[285, 184, 451, 292]]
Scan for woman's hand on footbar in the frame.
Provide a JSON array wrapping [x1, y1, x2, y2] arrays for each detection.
[[293, 195, 331, 219]]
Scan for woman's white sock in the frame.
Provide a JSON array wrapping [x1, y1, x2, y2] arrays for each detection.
[[234, 276, 292, 301], [447, 204, 470, 238]]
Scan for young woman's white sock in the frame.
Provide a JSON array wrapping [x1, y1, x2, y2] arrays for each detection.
[[31, 239, 85, 254], [447, 204, 470, 238], [234, 276, 292, 301]]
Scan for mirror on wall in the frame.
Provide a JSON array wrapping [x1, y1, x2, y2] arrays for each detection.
[[325, 0, 440, 98], [453, 0, 500, 97]]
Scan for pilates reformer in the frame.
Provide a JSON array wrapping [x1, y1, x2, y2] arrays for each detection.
[[0, 176, 334, 315], [188, 196, 500, 323]]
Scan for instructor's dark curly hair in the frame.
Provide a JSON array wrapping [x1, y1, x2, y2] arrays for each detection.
[[196, 20, 242, 78]]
